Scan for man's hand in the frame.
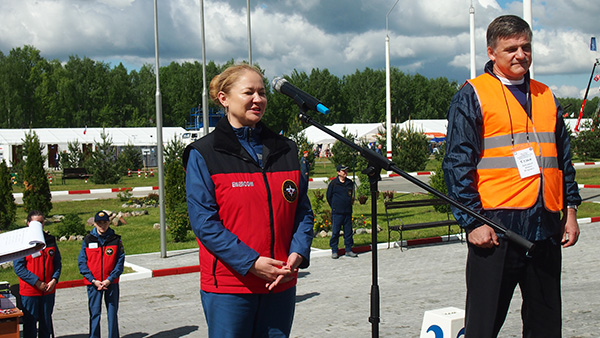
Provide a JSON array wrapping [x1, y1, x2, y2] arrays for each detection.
[[467, 225, 499, 248], [561, 208, 580, 248]]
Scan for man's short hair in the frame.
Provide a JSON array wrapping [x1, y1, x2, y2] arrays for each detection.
[[486, 15, 532, 48], [27, 210, 44, 223]]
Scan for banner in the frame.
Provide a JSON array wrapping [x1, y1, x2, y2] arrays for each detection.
[[592, 37, 597, 52]]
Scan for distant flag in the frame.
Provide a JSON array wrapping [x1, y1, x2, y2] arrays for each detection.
[[83, 125, 87, 135], [591, 37, 597, 51]]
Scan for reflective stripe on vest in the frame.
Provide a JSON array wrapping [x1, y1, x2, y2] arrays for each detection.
[[468, 73, 563, 211]]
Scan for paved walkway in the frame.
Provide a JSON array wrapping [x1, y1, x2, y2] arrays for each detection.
[[50, 222, 600, 337]]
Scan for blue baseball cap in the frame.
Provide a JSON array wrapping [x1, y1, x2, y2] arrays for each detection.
[[94, 211, 110, 222]]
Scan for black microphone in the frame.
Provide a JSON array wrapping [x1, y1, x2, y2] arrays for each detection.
[[272, 77, 330, 114]]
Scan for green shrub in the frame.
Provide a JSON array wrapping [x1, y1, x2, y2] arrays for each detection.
[[168, 202, 191, 243], [57, 213, 86, 237]]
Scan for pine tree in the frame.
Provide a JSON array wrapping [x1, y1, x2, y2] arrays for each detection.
[[392, 123, 430, 172], [87, 129, 120, 184], [0, 160, 17, 230], [22, 131, 53, 215], [164, 138, 190, 242], [61, 140, 85, 169]]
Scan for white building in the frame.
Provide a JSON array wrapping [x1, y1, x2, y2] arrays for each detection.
[[0, 127, 196, 168]]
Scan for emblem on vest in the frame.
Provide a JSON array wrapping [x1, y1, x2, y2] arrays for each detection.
[[282, 180, 298, 203], [106, 248, 114, 256], [48, 249, 55, 256]]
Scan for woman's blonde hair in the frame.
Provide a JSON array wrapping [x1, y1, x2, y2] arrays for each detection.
[[209, 64, 264, 107]]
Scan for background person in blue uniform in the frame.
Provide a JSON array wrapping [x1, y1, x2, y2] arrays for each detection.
[[13, 210, 61, 338], [300, 150, 310, 180], [326, 165, 358, 259], [183, 64, 314, 337], [78, 211, 125, 338]]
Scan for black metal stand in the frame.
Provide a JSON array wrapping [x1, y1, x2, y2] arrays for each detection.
[[296, 107, 535, 338]]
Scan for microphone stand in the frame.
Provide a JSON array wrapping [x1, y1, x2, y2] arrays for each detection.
[[295, 108, 535, 338]]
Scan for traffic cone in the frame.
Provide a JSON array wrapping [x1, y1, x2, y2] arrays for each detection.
[[150, 168, 154, 177], [84, 178, 88, 183], [138, 169, 141, 178], [48, 174, 53, 184], [128, 168, 131, 177], [145, 170, 148, 178]]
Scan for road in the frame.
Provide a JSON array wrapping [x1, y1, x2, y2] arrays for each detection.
[[13, 166, 600, 204]]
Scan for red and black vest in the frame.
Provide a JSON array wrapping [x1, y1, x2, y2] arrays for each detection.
[[82, 233, 123, 285], [19, 233, 59, 297], [183, 119, 301, 294]]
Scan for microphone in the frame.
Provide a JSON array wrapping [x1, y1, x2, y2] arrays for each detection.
[[272, 77, 330, 114]]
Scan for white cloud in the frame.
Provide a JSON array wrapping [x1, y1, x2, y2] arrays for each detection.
[[1, 0, 599, 98]]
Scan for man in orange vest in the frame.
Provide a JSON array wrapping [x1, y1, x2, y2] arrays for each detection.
[[443, 15, 581, 337]]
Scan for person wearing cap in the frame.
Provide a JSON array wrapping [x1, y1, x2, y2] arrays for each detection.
[[300, 150, 310, 180], [326, 164, 357, 259], [78, 211, 125, 338], [13, 210, 62, 338]]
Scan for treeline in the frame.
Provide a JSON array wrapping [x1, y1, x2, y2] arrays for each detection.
[[1, 45, 597, 135], [0, 45, 459, 134]]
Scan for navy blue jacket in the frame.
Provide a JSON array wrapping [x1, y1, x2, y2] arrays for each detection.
[[326, 176, 354, 214]]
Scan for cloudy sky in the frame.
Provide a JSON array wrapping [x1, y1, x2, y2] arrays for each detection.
[[1, 0, 599, 103]]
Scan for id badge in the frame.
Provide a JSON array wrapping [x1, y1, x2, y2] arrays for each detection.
[[31, 251, 42, 258], [88, 242, 98, 249], [512, 145, 540, 178]]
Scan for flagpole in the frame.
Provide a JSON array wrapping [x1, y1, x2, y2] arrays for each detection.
[[154, 0, 167, 258]]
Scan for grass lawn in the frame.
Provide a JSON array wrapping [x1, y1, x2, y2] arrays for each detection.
[[2, 164, 599, 286]]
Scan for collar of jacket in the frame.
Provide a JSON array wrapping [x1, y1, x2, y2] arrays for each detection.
[[484, 60, 531, 93], [212, 116, 291, 165]]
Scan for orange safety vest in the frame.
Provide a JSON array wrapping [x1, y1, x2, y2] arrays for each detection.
[[468, 73, 563, 212]]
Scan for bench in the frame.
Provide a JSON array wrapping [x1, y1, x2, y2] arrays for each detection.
[[385, 198, 462, 250], [62, 167, 92, 184]]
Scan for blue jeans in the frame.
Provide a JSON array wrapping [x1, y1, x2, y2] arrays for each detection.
[[86, 283, 120, 338], [330, 213, 354, 252], [200, 287, 296, 337], [21, 294, 55, 338]]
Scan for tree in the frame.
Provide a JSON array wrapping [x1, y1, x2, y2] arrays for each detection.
[[22, 130, 52, 215], [0, 160, 17, 230], [164, 137, 189, 242], [86, 129, 120, 184], [571, 115, 600, 160], [341, 68, 386, 123], [61, 140, 86, 168], [117, 144, 143, 174], [392, 123, 430, 172]]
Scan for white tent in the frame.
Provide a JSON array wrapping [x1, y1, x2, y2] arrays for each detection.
[[301, 118, 590, 146], [0, 127, 191, 168], [301, 120, 450, 146]]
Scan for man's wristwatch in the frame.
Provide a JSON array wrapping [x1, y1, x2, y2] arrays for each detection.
[[567, 205, 578, 211]]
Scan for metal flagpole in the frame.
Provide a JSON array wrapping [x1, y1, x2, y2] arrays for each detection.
[[153, 0, 167, 258], [200, 0, 209, 136], [247, 0, 252, 65]]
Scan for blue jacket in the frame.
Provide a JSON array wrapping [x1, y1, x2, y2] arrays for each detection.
[[326, 176, 354, 214], [442, 61, 581, 241]]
